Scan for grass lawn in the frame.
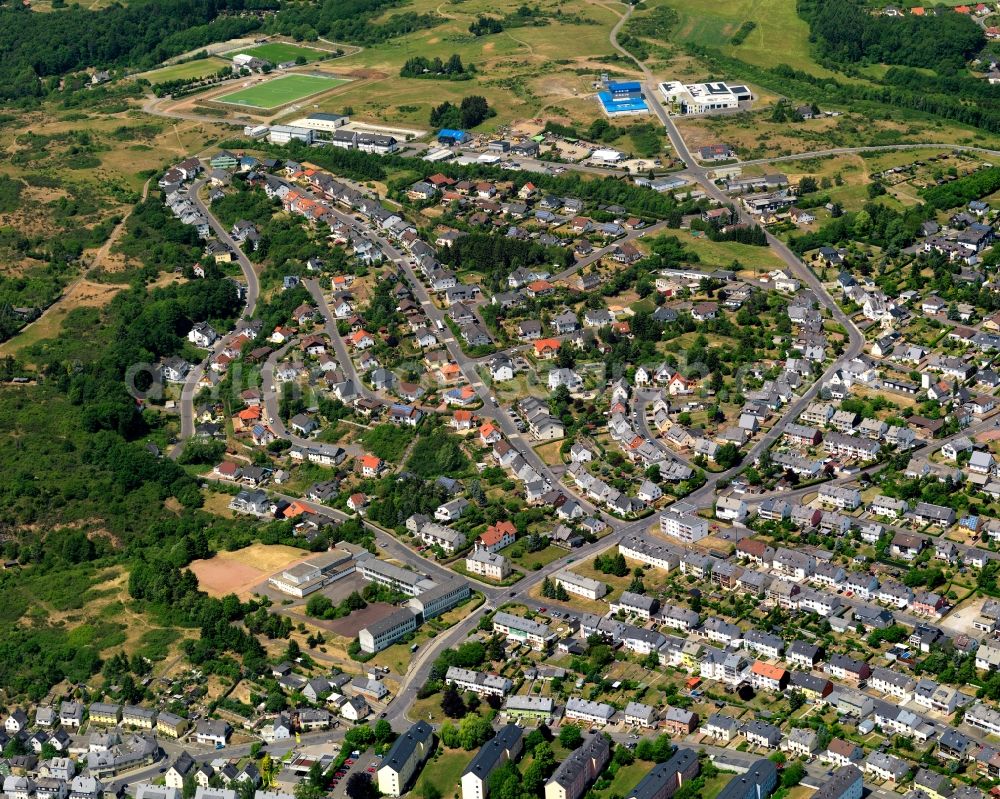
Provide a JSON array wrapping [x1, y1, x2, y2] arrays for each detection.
[[235, 43, 327, 64], [699, 772, 733, 798], [414, 747, 475, 799], [217, 75, 347, 110], [653, 0, 842, 78], [533, 440, 565, 466], [369, 631, 431, 675], [500, 542, 568, 572], [570, 558, 635, 603], [594, 761, 649, 798], [680, 231, 787, 273], [140, 57, 230, 83], [450, 561, 524, 586]]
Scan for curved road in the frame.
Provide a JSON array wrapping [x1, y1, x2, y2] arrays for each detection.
[[608, 16, 867, 509], [170, 177, 261, 460]]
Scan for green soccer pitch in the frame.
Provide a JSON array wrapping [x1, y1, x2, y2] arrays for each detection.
[[217, 75, 347, 109]]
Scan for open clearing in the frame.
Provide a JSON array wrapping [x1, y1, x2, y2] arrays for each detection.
[[655, 0, 842, 78], [310, 0, 621, 129], [0, 280, 122, 357], [217, 75, 348, 109], [233, 43, 327, 64], [140, 57, 230, 83], [189, 543, 310, 598]]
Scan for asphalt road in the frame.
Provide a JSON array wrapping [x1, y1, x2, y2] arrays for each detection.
[[139, 90, 1000, 799], [551, 218, 672, 282], [304, 278, 375, 401], [170, 178, 261, 460]]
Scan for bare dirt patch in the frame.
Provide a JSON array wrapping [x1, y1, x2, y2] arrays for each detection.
[[189, 543, 311, 598], [940, 593, 988, 637]]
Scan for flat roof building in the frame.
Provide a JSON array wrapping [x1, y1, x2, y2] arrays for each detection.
[[659, 81, 753, 115], [358, 608, 418, 654]]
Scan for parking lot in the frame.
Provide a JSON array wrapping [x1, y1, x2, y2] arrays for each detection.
[[328, 747, 380, 799]]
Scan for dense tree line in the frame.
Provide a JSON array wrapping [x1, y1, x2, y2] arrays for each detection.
[[405, 428, 469, 478], [798, 0, 984, 73], [790, 200, 926, 253], [116, 197, 204, 277], [0, 0, 263, 100], [469, 15, 503, 35], [439, 231, 573, 289], [692, 217, 767, 245], [400, 54, 471, 79], [365, 475, 449, 530], [688, 45, 1000, 135], [266, 0, 438, 45], [430, 96, 495, 129], [921, 166, 1000, 210]]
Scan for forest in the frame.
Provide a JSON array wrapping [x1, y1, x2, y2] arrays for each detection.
[[265, 0, 439, 44], [0, 0, 265, 100], [430, 96, 494, 129], [790, 200, 926, 254], [0, 0, 447, 101], [0, 237, 334, 698], [798, 0, 984, 73]]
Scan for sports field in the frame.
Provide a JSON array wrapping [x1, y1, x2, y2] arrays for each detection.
[[217, 75, 347, 109], [235, 42, 326, 64]]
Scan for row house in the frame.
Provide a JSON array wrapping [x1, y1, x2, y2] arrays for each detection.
[[869, 495, 908, 519], [742, 630, 784, 660], [772, 548, 815, 581], [818, 485, 861, 511], [790, 671, 832, 701], [823, 432, 881, 460], [826, 654, 870, 684], [786, 641, 821, 669], [702, 714, 740, 743], [869, 667, 915, 702], [750, 661, 789, 692], [798, 588, 842, 617]]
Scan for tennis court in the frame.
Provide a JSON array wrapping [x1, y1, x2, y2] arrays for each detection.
[[217, 74, 347, 109]]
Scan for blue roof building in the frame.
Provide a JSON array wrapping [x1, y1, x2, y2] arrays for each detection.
[[437, 129, 470, 145], [598, 92, 648, 116], [608, 80, 643, 98]]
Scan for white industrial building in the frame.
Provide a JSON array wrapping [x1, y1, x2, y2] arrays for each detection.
[[268, 125, 314, 145], [658, 81, 752, 115], [289, 112, 350, 133]]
